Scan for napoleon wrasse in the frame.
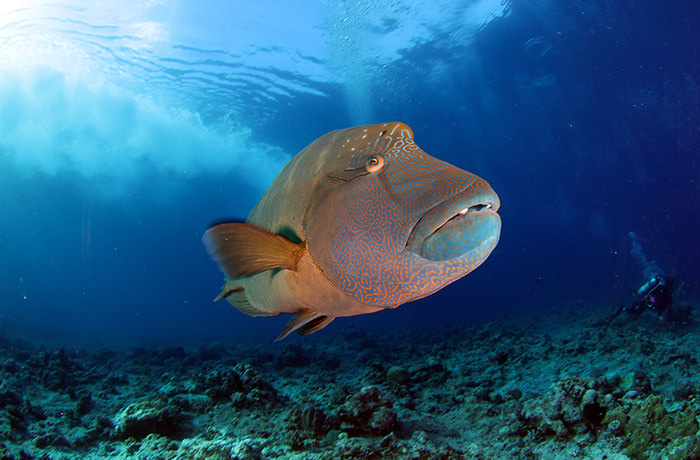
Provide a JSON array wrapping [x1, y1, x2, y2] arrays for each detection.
[[204, 122, 501, 340]]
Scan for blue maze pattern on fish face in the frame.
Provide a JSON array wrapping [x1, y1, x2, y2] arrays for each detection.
[[313, 122, 501, 307]]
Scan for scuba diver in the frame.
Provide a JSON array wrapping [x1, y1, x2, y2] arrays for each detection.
[[610, 274, 674, 320], [608, 232, 694, 326]]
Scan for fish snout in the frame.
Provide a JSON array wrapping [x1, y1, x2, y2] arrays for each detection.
[[406, 180, 501, 262]]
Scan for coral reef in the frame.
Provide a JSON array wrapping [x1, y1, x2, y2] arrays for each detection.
[[0, 303, 698, 458]]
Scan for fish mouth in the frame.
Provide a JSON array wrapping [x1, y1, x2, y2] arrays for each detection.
[[405, 183, 501, 262]]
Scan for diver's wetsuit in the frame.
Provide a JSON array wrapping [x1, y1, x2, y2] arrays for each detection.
[[611, 276, 673, 320]]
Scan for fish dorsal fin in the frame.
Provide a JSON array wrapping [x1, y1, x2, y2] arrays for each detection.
[[275, 311, 334, 341], [203, 223, 304, 278]]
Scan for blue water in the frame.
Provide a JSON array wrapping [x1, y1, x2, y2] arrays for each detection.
[[0, 0, 698, 347]]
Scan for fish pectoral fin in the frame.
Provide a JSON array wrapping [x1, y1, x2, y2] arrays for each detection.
[[203, 223, 304, 278], [275, 311, 335, 341]]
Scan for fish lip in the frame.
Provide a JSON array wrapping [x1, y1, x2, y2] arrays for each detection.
[[404, 184, 500, 255]]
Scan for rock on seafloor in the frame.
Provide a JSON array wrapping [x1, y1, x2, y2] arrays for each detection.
[[0, 303, 699, 459]]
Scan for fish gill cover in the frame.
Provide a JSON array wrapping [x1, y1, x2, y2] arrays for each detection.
[[0, 0, 698, 347]]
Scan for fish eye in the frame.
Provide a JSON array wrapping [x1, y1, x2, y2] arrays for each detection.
[[365, 155, 384, 173]]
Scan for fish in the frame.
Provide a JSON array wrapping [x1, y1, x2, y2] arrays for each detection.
[[203, 122, 501, 340]]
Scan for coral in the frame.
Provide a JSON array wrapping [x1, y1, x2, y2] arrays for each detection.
[[505, 388, 523, 401], [196, 342, 226, 361], [26, 348, 84, 392], [156, 346, 187, 361], [619, 369, 652, 394], [488, 350, 510, 365], [517, 375, 607, 441], [581, 389, 606, 427], [200, 362, 278, 408], [115, 400, 190, 440], [135, 434, 178, 458], [558, 377, 588, 402], [327, 430, 464, 460], [177, 437, 264, 459], [672, 381, 696, 400], [282, 404, 332, 450], [34, 431, 71, 449], [203, 368, 244, 401], [409, 358, 448, 386], [386, 366, 410, 390], [76, 392, 93, 416], [1, 304, 700, 459], [605, 395, 700, 459], [363, 362, 386, 385], [337, 386, 398, 436], [274, 344, 310, 369], [234, 362, 279, 406], [301, 406, 327, 434], [0, 385, 22, 407]]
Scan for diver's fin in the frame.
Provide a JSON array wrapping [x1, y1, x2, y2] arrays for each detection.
[[275, 311, 333, 341], [203, 223, 304, 278]]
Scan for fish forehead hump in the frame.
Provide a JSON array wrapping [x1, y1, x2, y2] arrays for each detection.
[[247, 122, 413, 238], [244, 124, 370, 239], [333, 122, 476, 208]]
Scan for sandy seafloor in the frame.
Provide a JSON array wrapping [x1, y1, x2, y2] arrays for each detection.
[[1, 301, 699, 460]]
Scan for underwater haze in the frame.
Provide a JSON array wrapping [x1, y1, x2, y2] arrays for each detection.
[[1, 0, 699, 347]]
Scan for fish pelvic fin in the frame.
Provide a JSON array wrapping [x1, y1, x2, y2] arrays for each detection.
[[213, 278, 240, 302], [213, 282, 269, 317], [297, 315, 335, 336], [275, 311, 335, 341], [203, 222, 304, 278]]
